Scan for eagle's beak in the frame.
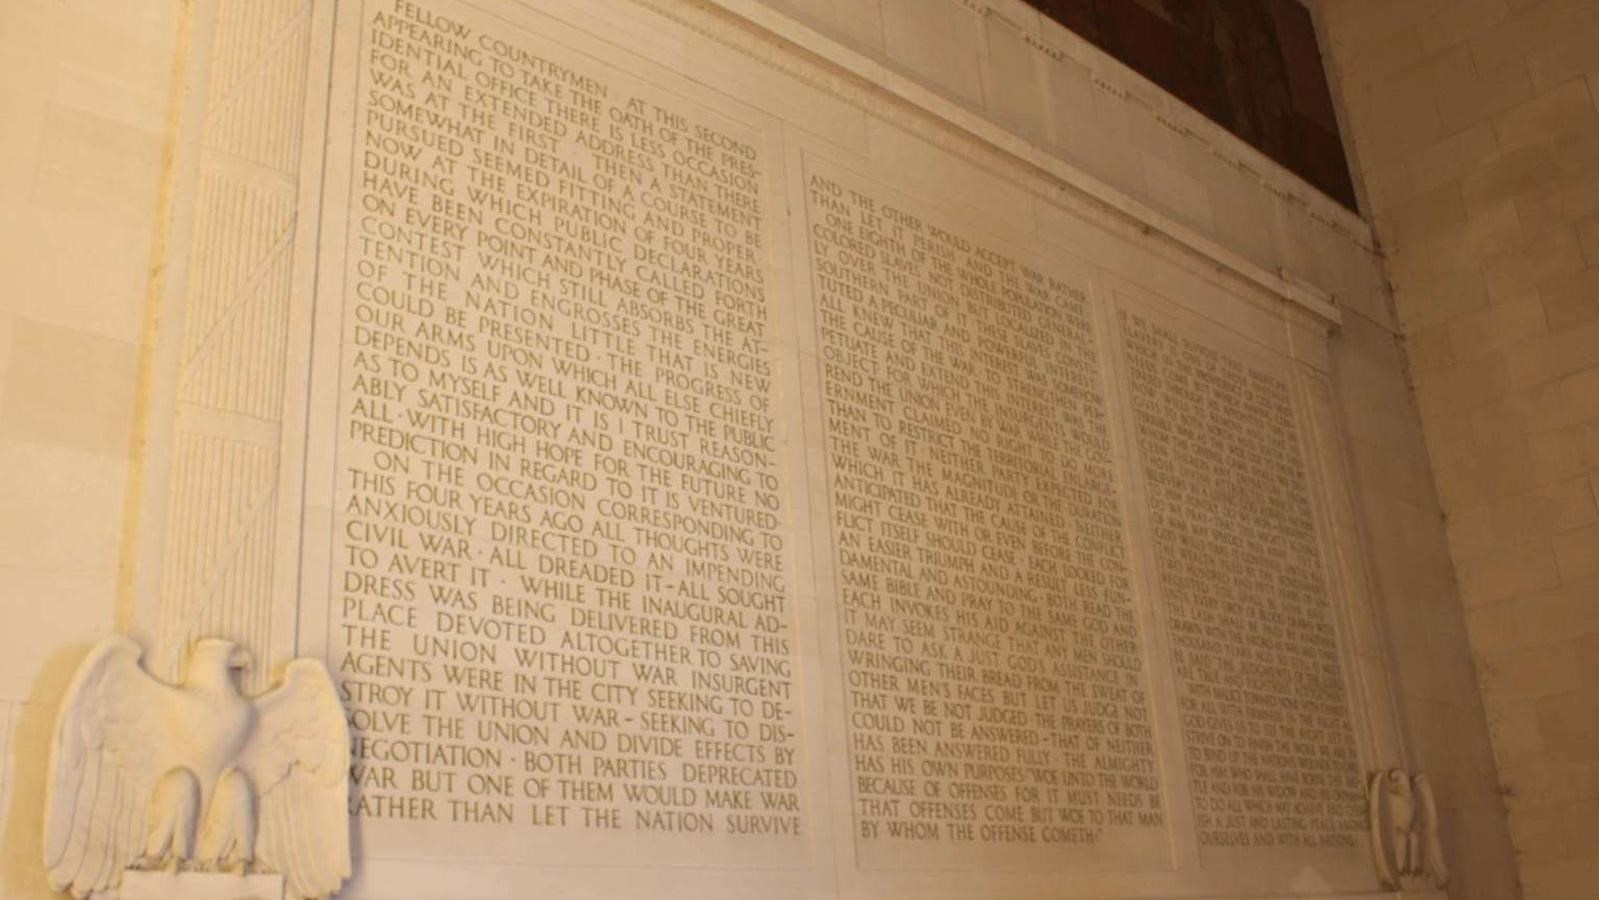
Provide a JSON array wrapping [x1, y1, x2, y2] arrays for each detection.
[[228, 646, 254, 673]]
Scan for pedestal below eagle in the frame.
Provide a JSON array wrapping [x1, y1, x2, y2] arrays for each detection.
[[44, 636, 351, 899]]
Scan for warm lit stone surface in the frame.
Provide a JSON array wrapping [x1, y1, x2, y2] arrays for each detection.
[[1119, 310, 1366, 860], [0, 0, 1515, 899], [316, 0, 808, 864], [287, 3, 1399, 893], [806, 162, 1168, 869], [1316, 1, 1599, 897]]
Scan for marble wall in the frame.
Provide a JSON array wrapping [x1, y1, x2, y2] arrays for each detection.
[[729, 1, 1521, 897], [0, 2, 181, 896], [1315, 1, 1599, 898], [0, 0, 1519, 898]]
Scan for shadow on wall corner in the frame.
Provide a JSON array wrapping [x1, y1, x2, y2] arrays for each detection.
[[0, 643, 93, 900]]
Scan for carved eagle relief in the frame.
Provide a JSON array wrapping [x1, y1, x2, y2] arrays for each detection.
[[1368, 767, 1449, 890], [44, 636, 351, 899]]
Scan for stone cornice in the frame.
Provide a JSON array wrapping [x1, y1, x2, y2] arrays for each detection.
[[627, 0, 1352, 325]]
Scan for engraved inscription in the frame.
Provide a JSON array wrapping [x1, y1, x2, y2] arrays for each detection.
[[805, 169, 1165, 860], [1119, 310, 1365, 852], [330, 0, 802, 842]]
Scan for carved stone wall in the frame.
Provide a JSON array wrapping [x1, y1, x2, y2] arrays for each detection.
[[0, 0, 1521, 899], [278, 0, 1418, 895], [147, 0, 316, 688]]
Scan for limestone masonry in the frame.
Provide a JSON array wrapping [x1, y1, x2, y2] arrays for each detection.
[[0, 1, 1537, 899]]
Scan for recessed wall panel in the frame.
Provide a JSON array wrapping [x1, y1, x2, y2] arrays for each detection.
[[272, 0, 1401, 895], [1116, 305, 1367, 867], [316, 0, 812, 873], [802, 158, 1169, 872]]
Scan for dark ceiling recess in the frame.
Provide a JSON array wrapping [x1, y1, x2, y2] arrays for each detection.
[[1028, 0, 1357, 210]]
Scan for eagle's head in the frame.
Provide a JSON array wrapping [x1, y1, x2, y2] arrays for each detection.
[[184, 638, 254, 694], [1387, 769, 1413, 799]]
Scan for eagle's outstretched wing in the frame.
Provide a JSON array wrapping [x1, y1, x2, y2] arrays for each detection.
[[240, 659, 351, 899], [1414, 774, 1449, 885], [44, 635, 176, 898], [1367, 769, 1399, 888]]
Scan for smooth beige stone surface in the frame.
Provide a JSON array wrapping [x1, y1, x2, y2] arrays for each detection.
[[120, 872, 285, 900], [0, 701, 12, 833], [0, 9, 179, 897], [0, 318, 140, 458]]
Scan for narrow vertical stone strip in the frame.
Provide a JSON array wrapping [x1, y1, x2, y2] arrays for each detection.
[[154, 0, 314, 690]]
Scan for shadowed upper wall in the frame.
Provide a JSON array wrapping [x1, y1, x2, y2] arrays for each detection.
[[1028, 0, 1357, 208]]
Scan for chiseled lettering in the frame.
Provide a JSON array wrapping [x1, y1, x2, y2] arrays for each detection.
[[807, 170, 1164, 849], [1120, 310, 1364, 851], [331, 0, 801, 839]]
